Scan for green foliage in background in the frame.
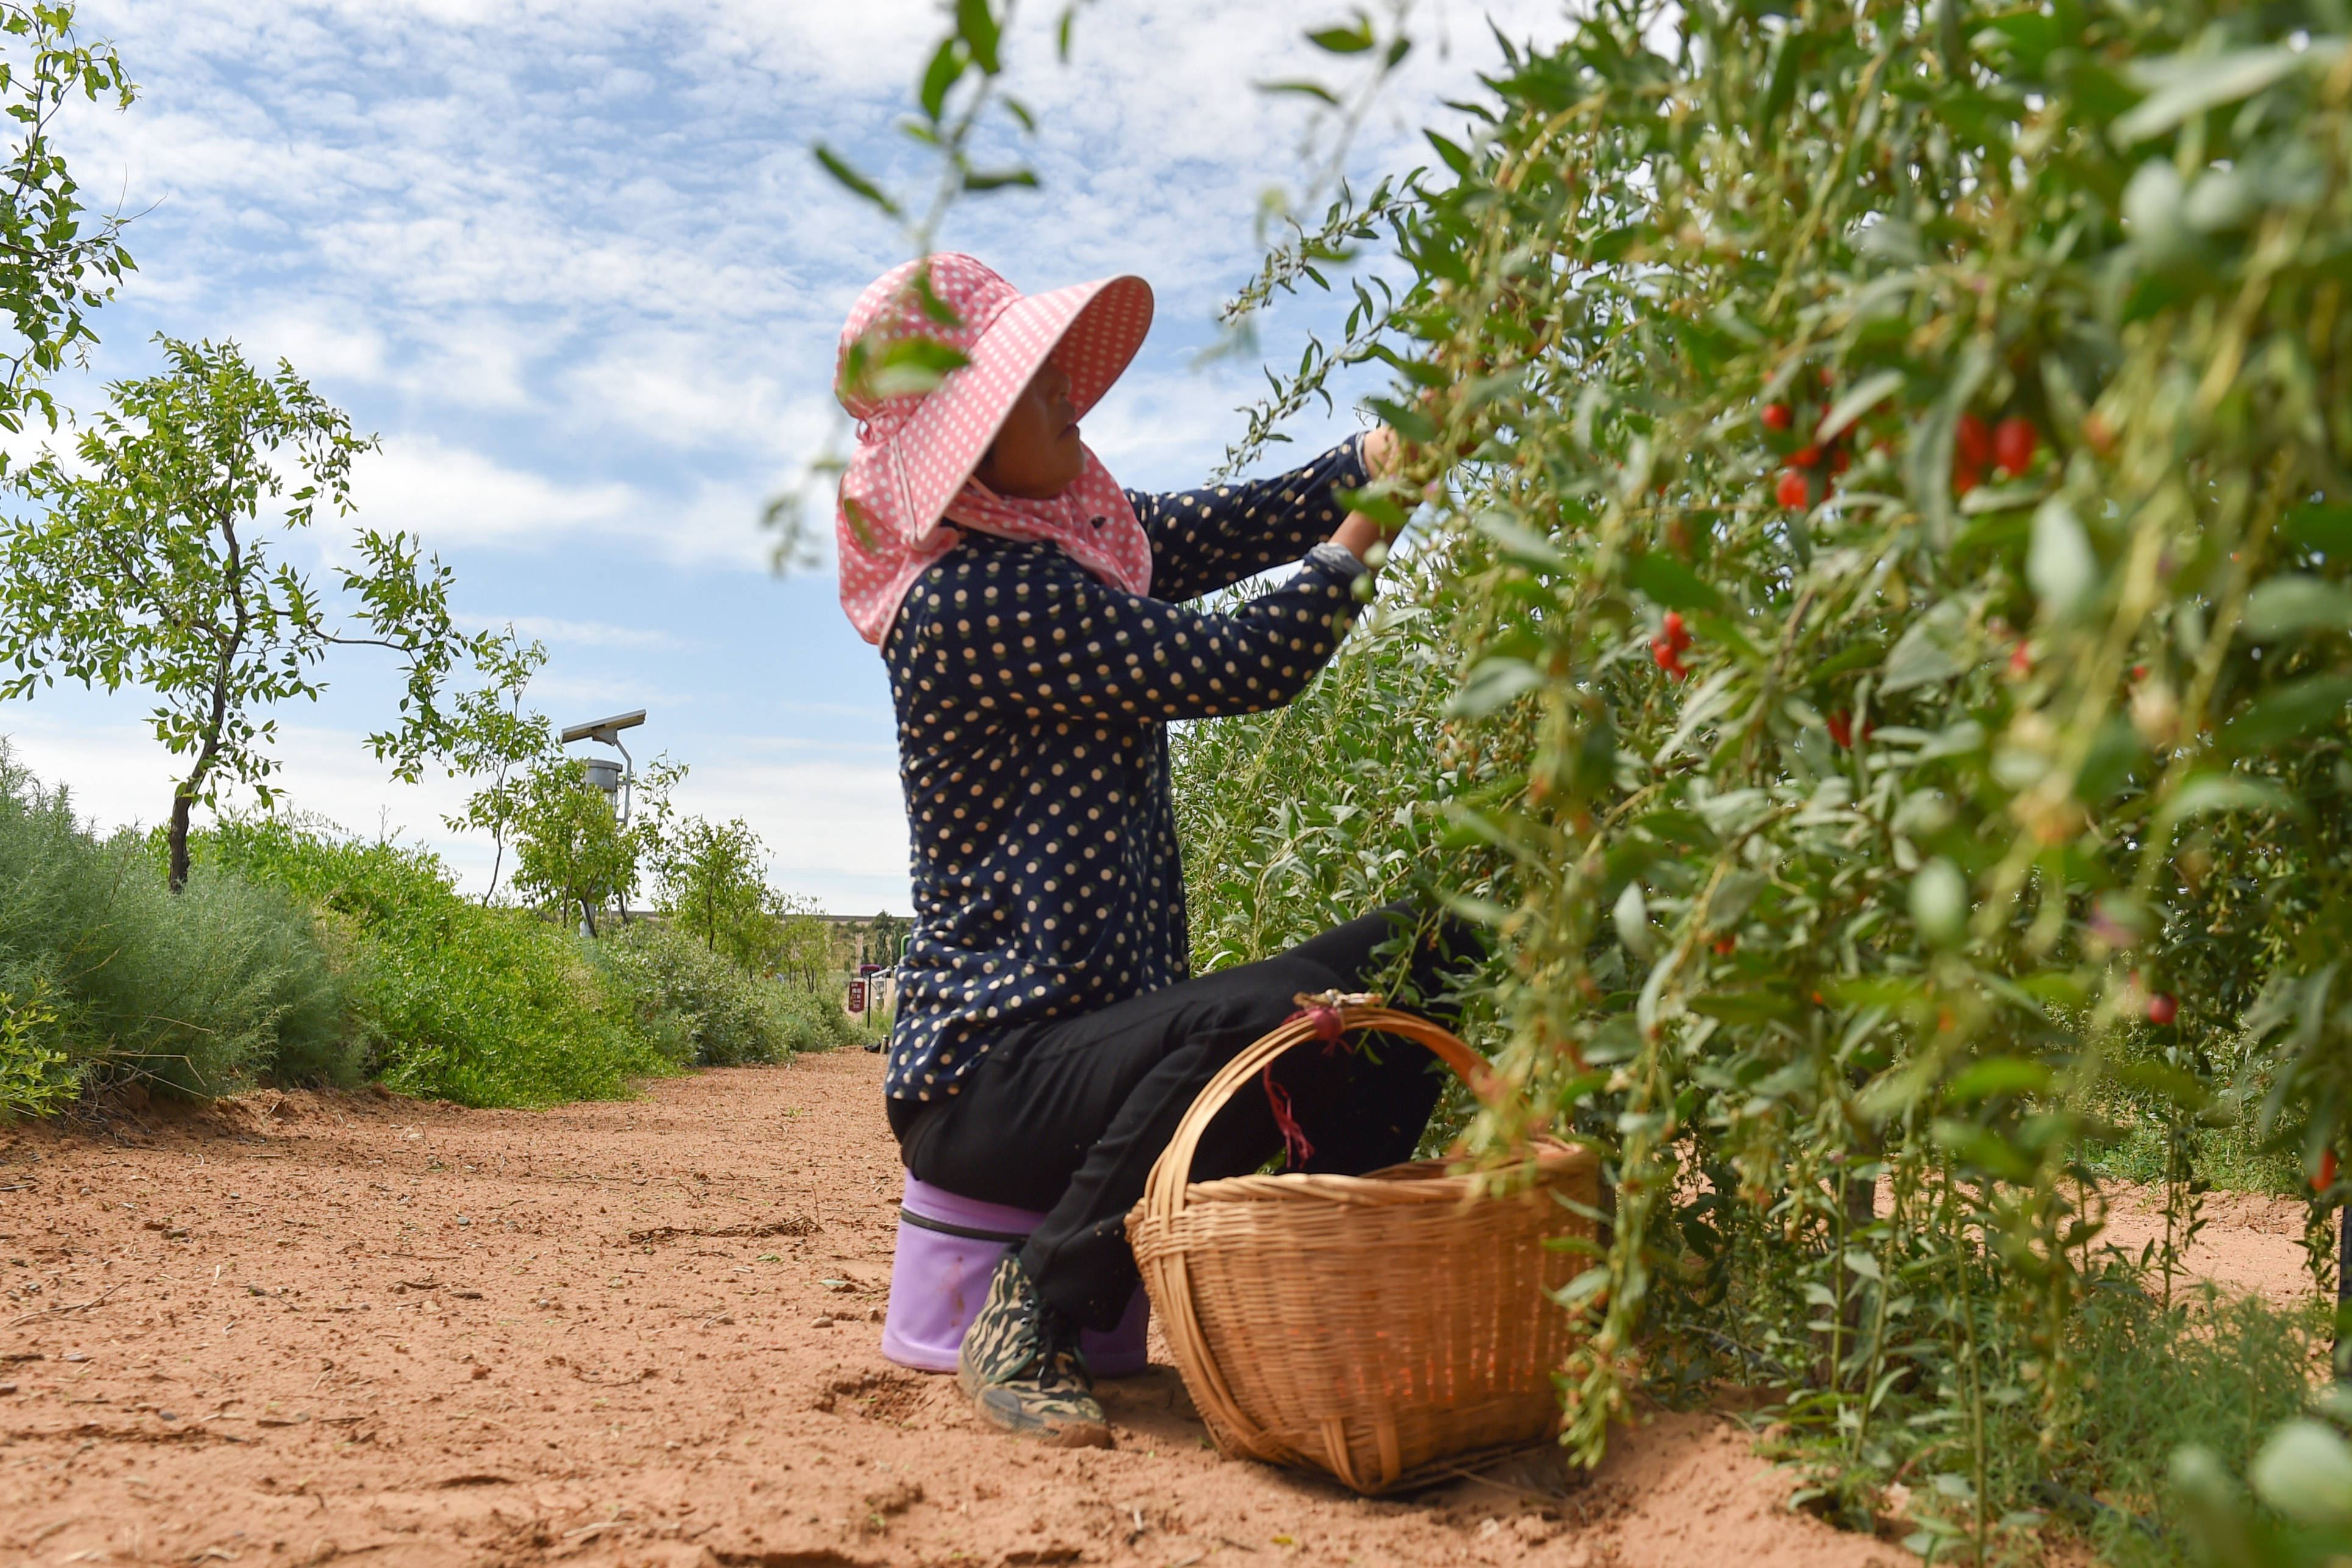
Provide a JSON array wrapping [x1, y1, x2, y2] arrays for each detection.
[[0, 338, 476, 889], [2174, 1390, 2352, 1568], [1186, 0, 2352, 1556], [1163, 0, 2352, 1558], [0, 3, 135, 439], [509, 754, 642, 936], [592, 919, 854, 1067], [0, 743, 352, 1111], [203, 814, 673, 1108], [437, 626, 556, 905]]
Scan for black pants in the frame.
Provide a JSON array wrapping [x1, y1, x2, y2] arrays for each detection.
[[889, 902, 1476, 1330]]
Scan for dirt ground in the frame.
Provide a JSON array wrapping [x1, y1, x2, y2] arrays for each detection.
[[0, 1050, 2319, 1567]]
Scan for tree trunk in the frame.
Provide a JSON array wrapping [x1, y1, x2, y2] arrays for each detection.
[[579, 896, 598, 938], [167, 789, 195, 893]]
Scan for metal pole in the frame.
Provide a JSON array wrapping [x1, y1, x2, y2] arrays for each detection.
[[613, 734, 634, 926]]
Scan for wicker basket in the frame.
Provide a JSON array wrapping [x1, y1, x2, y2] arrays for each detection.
[[1125, 1002, 1598, 1494]]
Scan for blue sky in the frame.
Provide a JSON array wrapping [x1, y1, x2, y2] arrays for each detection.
[[7, 0, 1569, 913]]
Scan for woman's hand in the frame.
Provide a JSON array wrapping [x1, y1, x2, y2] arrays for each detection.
[[1330, 426, 1404, 572]]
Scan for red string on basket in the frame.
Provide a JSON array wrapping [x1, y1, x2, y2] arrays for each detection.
[[1262, 1067, 1315, 1169]]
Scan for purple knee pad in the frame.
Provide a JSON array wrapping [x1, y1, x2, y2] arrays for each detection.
[[879, 1172, 1151, 1376]]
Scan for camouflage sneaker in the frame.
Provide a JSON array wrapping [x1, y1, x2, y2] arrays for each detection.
[[956, 1253, 1113, 1449]]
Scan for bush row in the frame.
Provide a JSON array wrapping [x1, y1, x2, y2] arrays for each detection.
[[0, 746, 849, 1113]]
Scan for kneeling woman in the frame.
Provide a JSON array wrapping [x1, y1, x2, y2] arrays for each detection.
[[835, 254, 1468, 1446]]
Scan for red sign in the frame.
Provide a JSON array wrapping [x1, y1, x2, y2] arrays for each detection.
[[847, 978, 868, 1015]]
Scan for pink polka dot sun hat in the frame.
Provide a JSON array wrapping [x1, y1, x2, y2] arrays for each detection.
[[834, 253, 1156, 644]]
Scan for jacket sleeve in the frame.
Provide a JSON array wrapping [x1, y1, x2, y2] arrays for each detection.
[[893, 537, 1368, 728], [1128, 437, 1371, 604]]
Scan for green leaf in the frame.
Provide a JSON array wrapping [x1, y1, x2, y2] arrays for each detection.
[[954, 0, 1003, 74], [1946, 1057, 2052, 1104], [812, 144, 901, 218], [2250, 1419, 2352, 1527], [2157, 772, 2303, 827], [2242, 573, 2352, 640], [2112, 46, 2308, 147], [1424, 132, 1475, 179], [1623, 552, 1724, 612], [1931, 1119, 2037, 1183], [1259, 79, 1342, 105], [962, 166, 1039, 192], [2114, 1060, 2209, 1111], [919, 37, 965, 122], [1307, 19, 1376, 54], [1449, 657, 1546, 717], [2220, 675, 2352, 754], [1814, 369, 1904, 443], [2284, 502, 2352, 555], [1470, 510, 1568, 570], [1690, 989, 1796, 1023], [1881, 600, 1968, 693], [864, 336, 970, 399]]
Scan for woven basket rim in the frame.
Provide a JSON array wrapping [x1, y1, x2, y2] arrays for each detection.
[[1176, 1137, 1600, 1208]]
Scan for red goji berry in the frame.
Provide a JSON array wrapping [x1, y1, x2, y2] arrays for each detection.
[[1957, 412, 1993, 468], [1793, 443, 1822, 468], [1826, 710, 1853, 749], [1663, 611, 1692, 651], [2145, 993, 2178, 1026], [1760, 402, 1792, 431], [1713, 935, 1735, 955], [1994, 416, 2037, 476], [2318, 1149, 2339, 1192], [1775, 468, 1810, 508]]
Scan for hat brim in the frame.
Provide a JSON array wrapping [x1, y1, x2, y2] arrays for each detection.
[[887, 273, 1154, 538]]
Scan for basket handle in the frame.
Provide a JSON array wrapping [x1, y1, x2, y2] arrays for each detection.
[[1137, 996, 1504, 1232]]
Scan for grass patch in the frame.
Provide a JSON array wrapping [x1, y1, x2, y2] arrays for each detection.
[[0, 746, 355, 1108], [200, 814, 674, 1108]]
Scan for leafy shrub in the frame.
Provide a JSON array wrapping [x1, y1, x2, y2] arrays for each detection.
[[1162, 0, 2352, 1552], [771, 979, 859, 1054], [0, 744, 354, 1103], [202, 815, 673, 1107], [592, 919, 849, 1066]]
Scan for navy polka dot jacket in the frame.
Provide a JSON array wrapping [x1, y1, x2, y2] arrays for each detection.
[[881, 437, 1373, 1103]]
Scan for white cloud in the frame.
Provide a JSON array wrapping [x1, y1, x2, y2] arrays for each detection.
[[20, 0, 1579, 908], [474, 612, 696, 652]]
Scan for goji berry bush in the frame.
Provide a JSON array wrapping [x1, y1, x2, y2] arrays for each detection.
[[1180, 0, 2352, 1558], [843, 0, 2352, 1555]]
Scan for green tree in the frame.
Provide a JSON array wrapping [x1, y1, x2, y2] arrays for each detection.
[[0, 4, 136, 440], [0, 337, 476, 889], [770, 893, 835, 992], [507, 755, 638, 936], [437, 627, 555, 905], [654, 813, 768, 961], [865, 909, 909, 968]]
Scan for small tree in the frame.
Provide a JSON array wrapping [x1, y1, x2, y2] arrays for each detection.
[[653, 813, 768, 962], [770, 893, 836, 992], [507, 755, 637, 936], [866, 909, 909, 968], [438, 627, 555, 904], [0, 337, 476, 888]]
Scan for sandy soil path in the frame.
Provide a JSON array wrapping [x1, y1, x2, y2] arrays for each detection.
[[0, 1051, 2311, 1567]]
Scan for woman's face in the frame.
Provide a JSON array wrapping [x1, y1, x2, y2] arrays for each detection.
[[975, 357, 1083, 499]]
